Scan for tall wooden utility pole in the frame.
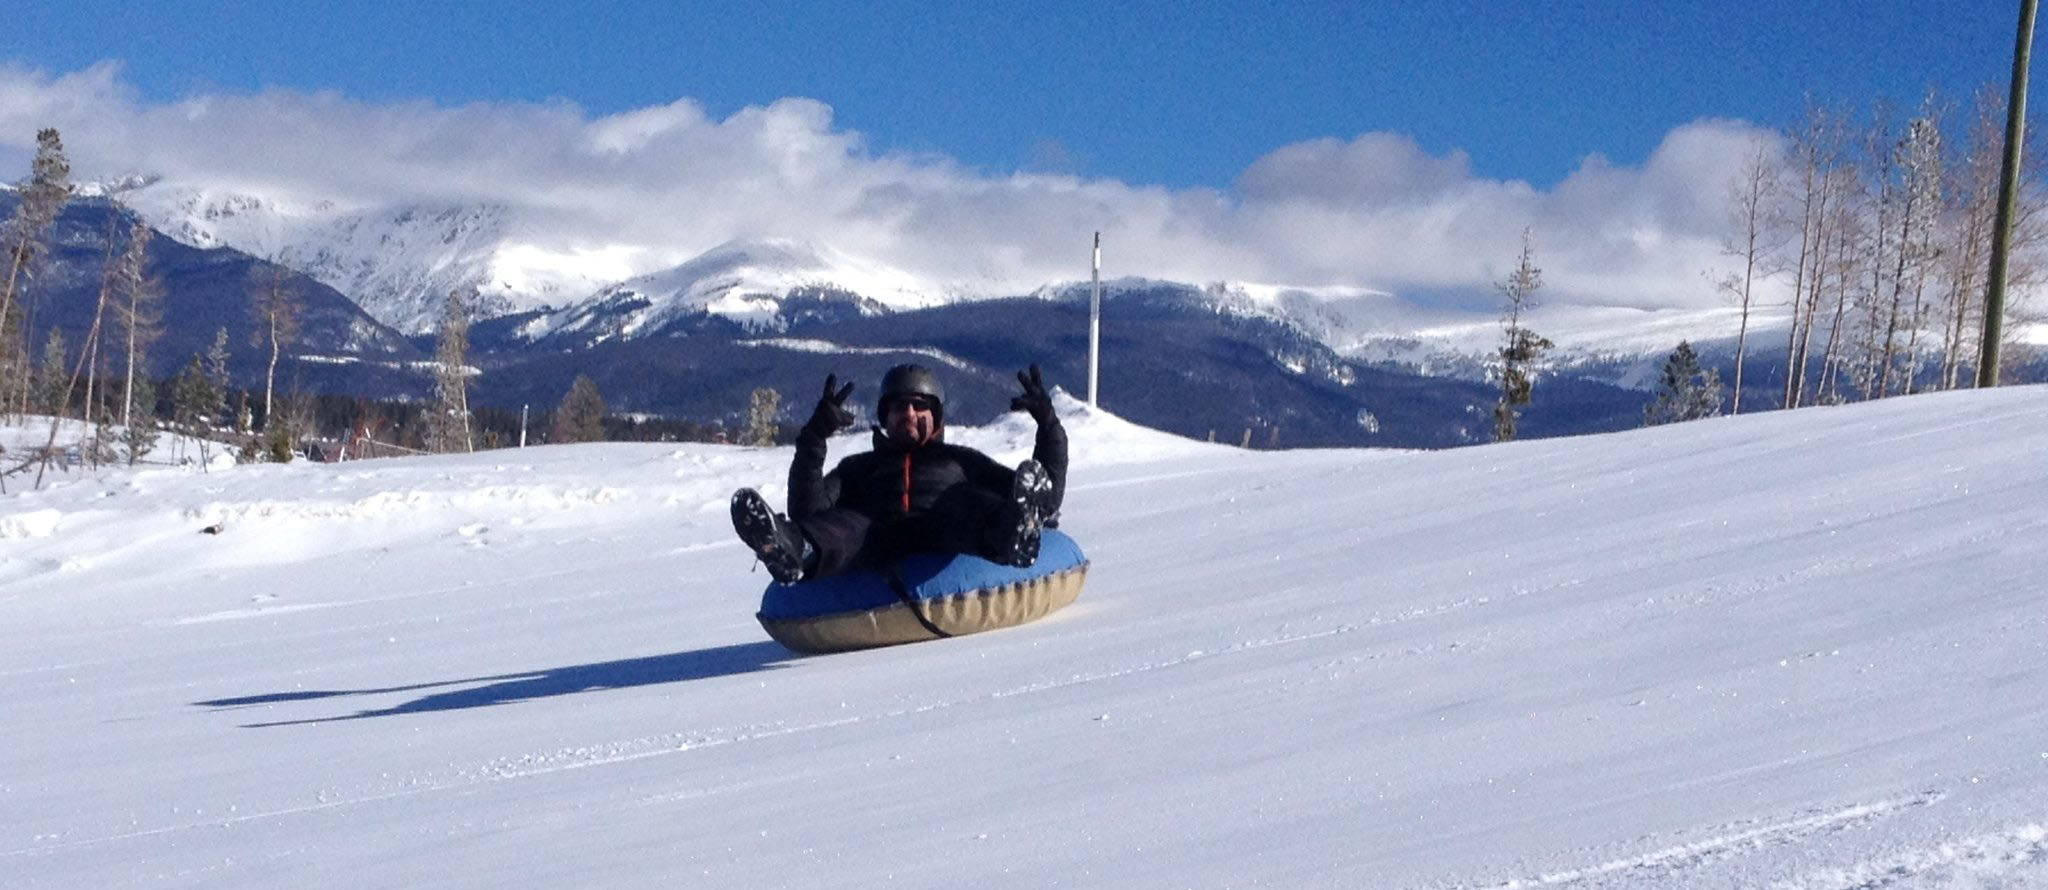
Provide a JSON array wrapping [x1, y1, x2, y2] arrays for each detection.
[[1088, 232, 1102, 406], [1981, 0, 2038, 387]]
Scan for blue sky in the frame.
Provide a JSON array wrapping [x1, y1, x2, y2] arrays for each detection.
[[0, 1, 2036, 308], [0, 0, 2027, 189]]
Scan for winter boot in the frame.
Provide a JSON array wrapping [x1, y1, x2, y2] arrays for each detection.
[[731, 489, 809, 584], [996, 460, 1054, 568]]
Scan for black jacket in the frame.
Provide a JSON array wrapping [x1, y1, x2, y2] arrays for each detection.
[[788, 418, 1067, 525]]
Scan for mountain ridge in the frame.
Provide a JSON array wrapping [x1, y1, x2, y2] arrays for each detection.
[[102, 177, 1766, 381]]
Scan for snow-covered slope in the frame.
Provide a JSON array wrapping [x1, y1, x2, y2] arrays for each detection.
[[5, 387, 2046, 888]]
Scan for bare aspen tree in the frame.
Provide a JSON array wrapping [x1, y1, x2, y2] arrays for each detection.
[[1940, 86, 2006, 388], [21, 227, 137, 486], [1879, 108, 1945, 396], [76, 234, 116, 467], [1, 128, 72, 420], [1828, 99, 1953, 401], [1993, 115, 2048, 383], [80, 216, 120, 436], [29, 215, 135, 477], [195, 327, 231, 468], [426, 288, 475, 453], [1901, 119, 1949, 394], [1837, 102, 1901, 402], [1816, 198, 1860, 404], [246, 264, 301, 432], [1721, 140, 1779, 413], [1781, 104, 1847, 408], [112, 224, 161, 430]]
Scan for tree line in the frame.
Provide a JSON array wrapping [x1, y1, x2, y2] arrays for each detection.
[[1721, 87, 2044, 412], [0, 128, 322, 483], [1498, 85, 2046, 441]]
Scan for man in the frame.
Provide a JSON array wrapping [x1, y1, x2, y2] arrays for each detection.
[[731, 363, 1066, 584]]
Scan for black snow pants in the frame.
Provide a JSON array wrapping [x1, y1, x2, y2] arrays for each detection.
[[795, 483, 1013, 579]]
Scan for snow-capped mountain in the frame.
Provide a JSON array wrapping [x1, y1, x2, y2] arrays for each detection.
[[97, 176, 1897, 397], [0, 189, 422, 383], [516, 238, 946, 345], [113, 182, 614, 334], [1025, 277, 1769, 389]]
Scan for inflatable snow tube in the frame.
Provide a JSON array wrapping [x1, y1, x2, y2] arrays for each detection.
[[756, 529, 1087, 654]]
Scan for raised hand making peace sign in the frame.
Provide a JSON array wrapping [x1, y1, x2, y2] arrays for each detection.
[[1010, 364, 1055, 425], [802, 374, 858, 439]]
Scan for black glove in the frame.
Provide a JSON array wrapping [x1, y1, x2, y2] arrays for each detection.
[[803, 374, 857, 438], [1010, 364, 1056, 425]]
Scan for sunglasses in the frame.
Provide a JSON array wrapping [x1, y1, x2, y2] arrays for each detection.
[[883, 395, 937, 413]]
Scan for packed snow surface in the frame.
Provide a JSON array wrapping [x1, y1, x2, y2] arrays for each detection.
[[4, 388, 2046, 888]]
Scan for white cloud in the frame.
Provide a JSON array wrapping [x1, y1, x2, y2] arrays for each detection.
[[1237, 132, 1479, 207], [0, 62, 1773, 311]]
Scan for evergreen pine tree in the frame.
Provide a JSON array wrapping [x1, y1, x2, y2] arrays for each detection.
[[35, 328, 66, 416], [120, 376, 157, 465], [549, 375, 607, 443], [205, 327, 231, 426], [169, 354, 221, 468], [87, 409, 116, 466], [263, 414, 294, 463], [171, 357, 215, 435], [1645, 341, 1726, 426], [1493, 230, 1550, 442], [2, 128, 73, 418]]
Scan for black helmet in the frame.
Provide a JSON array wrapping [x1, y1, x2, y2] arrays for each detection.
[[879, 364, 945, 419]]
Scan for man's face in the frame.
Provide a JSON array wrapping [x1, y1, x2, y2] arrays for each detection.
[[883, 395, 938, 446]]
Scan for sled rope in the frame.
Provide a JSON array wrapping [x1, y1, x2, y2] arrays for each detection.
[[884, 564, 952, 639]]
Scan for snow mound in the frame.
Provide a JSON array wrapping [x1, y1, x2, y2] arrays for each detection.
[[1, 507, 60, 538], [950, 391, 1233, 464]]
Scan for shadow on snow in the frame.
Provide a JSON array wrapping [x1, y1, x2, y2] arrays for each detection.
[[195, 640, 796, 728]]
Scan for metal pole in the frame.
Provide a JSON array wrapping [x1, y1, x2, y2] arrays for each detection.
[[1981, 0, 2038, 388], [519, 403, 529, 448], [1088, 232, 1101, 407]]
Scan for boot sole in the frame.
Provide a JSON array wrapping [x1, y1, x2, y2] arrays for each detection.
[[1005, 462, 1053, 567], [731, 489, 804, 584]]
